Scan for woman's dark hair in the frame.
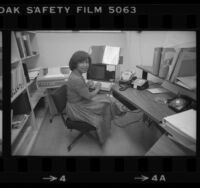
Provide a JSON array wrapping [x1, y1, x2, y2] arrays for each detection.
[[69, 51, 91, 71]]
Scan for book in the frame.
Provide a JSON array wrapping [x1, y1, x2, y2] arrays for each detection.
[[15, 32, 27, 58], [162, 109, 196, 143], [22, 34, 33, 56], [159, 48, 176, 78], [166, 48, 182, 80], [22, 63, 30, 83], [170, 49, 196, 82], [152, 47, 162, 75]]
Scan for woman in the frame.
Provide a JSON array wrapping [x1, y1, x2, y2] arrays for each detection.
[[66, 51, 123, 144]]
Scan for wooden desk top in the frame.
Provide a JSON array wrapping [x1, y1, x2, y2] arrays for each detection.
[[112, 83, 176, 123]]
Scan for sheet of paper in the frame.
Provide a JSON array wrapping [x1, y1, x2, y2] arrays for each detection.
[[48, 67, 60, 75], [102, 46, 120, 65], [147, 88, 168, 94], [163, 109, 196, 140], [106, 65, 115, 71]]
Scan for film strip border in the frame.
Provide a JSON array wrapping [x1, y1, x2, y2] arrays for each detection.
[[0, 4, 200, 183], [0, 157, 200, 182], [0, 4, 199, 29]]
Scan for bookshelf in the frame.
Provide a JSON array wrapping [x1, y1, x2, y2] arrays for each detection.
[[11, 31, 47, 155]]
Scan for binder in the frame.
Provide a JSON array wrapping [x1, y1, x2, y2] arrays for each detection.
[[152, 47, 162, 75], [11, 68, 16, 95], [15, 32, 27, 58], [22, 63, 30, 83], [22, 34, 33, 56]]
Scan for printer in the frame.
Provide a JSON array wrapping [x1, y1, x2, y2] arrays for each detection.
[[37, 66, 71, 88]]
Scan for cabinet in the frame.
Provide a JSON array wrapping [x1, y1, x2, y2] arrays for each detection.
[[11, 31, 47, 155]]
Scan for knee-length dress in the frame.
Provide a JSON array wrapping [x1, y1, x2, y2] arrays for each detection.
[[66, 71, 121, 143]]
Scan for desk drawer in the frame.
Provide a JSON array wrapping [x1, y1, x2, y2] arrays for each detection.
[[112, 90, 137, 111]]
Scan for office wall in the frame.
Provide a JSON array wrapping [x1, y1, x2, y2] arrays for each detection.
[[36, 31, 196, 78], [36, 31, 126, 68]]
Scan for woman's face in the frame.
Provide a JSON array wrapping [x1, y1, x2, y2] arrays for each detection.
[[76, 59, 89, 73]]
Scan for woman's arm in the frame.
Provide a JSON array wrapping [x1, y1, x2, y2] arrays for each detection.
[[73, 78, 100, 100]]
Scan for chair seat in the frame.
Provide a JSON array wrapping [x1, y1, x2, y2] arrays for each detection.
[[66, 118, 96, 132]]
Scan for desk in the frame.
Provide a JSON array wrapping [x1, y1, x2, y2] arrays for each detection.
[[112, 83, 195, 155], [145, 133, 195, 156], [112, 83, 175, 124]]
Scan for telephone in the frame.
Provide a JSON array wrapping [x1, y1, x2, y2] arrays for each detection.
[[167, 95, 194, 112], [119, 71, 137, 91], [120, 70, 136, 83]]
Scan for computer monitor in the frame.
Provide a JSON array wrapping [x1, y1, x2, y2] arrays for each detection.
[[87, 64, 107, 81]]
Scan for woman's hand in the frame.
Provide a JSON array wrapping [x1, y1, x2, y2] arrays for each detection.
[[87, 80, 95, 89]]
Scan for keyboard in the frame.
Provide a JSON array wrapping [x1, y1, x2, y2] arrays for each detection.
[[93, 81, 114, 91]]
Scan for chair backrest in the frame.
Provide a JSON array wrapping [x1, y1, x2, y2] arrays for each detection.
[[51, 84, 67, 114]]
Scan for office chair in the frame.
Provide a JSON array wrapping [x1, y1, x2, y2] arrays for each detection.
[[50, 84, 100, 152]]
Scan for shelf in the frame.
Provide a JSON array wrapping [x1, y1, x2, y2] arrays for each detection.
[[11, 59, 20, 64], [11, 86, 26, 103], [11, 114, 30, 144], [22, 31, 36, 35], [21, 53, 39, 62], [136, 65, 165, 80]]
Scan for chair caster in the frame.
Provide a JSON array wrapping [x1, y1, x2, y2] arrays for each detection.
[[67, 146, 71, 151]]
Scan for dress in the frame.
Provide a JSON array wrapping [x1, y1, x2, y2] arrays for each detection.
[[66, 71, 122, 143]]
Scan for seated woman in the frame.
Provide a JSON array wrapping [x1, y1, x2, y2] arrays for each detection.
[[66, 51, 124, 144]]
